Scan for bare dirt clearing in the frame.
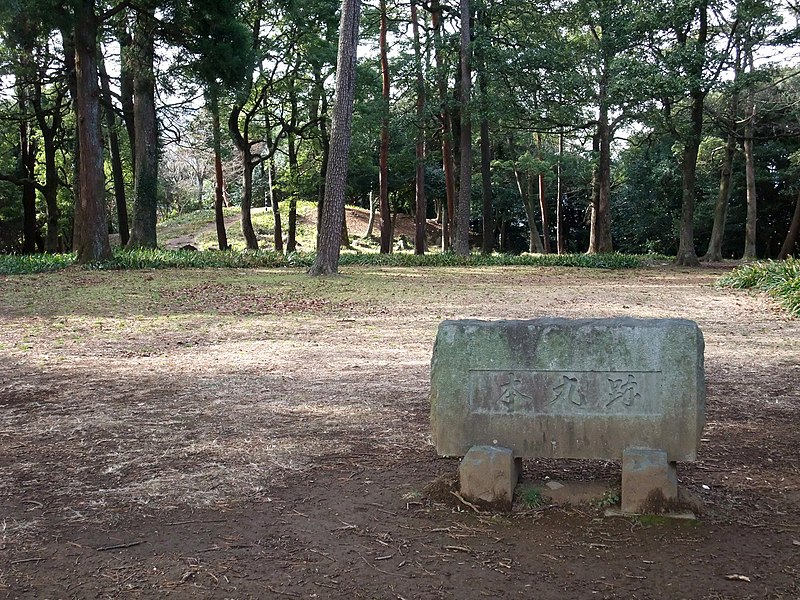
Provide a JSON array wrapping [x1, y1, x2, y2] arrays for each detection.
[[1, 265, 798, 599]]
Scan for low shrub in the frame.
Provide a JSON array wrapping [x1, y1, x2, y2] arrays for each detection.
[[718, 258, 800, 317]]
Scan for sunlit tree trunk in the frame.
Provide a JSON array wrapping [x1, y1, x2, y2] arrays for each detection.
[[453, 0, 472, 256], [378, 0, 392, 254], [128, 7, 159, 249], [431, 0, 455, 252], [73, 0, 111, 263], [309, 0, 361, 275], [778, 191, 800, 260], [412, 0, 426, 255], [99, 55, 129, 246], [742, 54, 757, 260]]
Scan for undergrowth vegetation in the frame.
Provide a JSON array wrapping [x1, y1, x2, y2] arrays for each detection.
[[0, 248, 647, 275], [718, 258, 800, 317]]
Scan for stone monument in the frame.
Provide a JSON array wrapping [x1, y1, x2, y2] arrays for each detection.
[[430, 318, 705, 513]]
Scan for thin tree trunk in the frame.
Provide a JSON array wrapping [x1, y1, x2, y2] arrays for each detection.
[[476, 7, 492, 255], [264, 119, 283, 254], [703, 130, 737, 262], [742, 61, 757, 260], [73, 0, 111, 263], [60, 26, 81, 252], [127, 8, 159, 249], [309, 0, 361, 275], [99, 55, 129, 246], [431, 0, 455, 252], [537, 133, 551, 253], [412, 0, 426, 255], [378, 0, 392, 254], [19, 102, 38, 254], [365, 190, 376, 237], [117, 15, 136, 174], [556, 131, 565, 254], [210, 93, 229, 250], [453, 0, 472, 256], [778, 190, 800, 259]]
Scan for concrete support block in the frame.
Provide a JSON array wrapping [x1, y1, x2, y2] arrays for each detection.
[[459, 445, 520, 509], [621, 447, 678, 514]]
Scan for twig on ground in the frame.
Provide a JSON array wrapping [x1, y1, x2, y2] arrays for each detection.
[[11, 557, 43, 565], [95, 541, 144, 551], [450, 491, 481, 513]]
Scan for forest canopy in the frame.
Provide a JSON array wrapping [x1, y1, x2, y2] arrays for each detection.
[[0, 0, 798, 265]]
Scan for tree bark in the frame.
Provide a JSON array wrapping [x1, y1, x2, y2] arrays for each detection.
[[556, 131, 565, 254], [117, 14, 136, 174], [411, 1, 426, 255], [674, 2, 707, 267], [742, 70, 757, 260], [228, 103, 259, 250], [264, 118, 283, 254], [309, 0, 361, 275], [703, 122, 737, 261], [209, 92, 229, 250], [378, 0, 392, 254], [476, 8, 492, 255], [777, 190, 800, 259], [98, 55, 129, 246], [589, 80, 613, 254], [127, 7, 159, 249], [73, 0, 111, 263], [453, 0, 472, 256], [431, 0, 455, 252]]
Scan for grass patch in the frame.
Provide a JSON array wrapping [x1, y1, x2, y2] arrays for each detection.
[[518, 485, 544, 508], [0, 249, 647, 275], [718, 258, 800, 318]]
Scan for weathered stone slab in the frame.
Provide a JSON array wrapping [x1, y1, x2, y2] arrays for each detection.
[[621, 447, 678, 513], [459, 445, 521, 509], [430, 318, 705, 462]]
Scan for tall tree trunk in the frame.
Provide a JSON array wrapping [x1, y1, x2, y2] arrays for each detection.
[[476, 8, 492, 255], [127, 8, 159, 249], [309, 0, 361, 275], [117, 15, 136, 174], [703, 124, 737, 261], [412, 0, 426, 255], [228, 104, 258, 250], [778, 190, 800, 259], [453, 0, 472, 256], [479, 116, 492, 254], [537, 133, 551, 253], [556, 131, 565, 254], [378, 0, 392, 254], [60, 26, 81, 251], [287, 123, 300, 252], [674, 2, 707, 267], [98, 55, 129, 246], [314, 68, 331, 251], [742, 58, 757, 260], [19, 98, 38, 254], [431, 0, 455, 252], [210, 93, 229, 250], [589, 86, 612, 253], [264, 118, 283, 254], [73, 0, 111, 263]]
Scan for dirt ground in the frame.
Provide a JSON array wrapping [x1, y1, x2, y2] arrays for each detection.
[[1, 264, 798, 599]]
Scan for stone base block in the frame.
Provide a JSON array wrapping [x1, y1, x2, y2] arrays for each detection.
[[459, 445, 521, 510], [621, 447, 678, 514]]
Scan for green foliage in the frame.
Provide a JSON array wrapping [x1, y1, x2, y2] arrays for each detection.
[[0, 249, 647, 275], [718, 259, 800, 317], [0, 252, 75, 274]]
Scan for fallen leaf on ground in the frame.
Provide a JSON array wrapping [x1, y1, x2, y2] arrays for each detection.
[[725, 574, 751, 582]]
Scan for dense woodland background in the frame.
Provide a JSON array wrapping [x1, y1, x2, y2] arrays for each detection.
[[0, 0, 799, 268]]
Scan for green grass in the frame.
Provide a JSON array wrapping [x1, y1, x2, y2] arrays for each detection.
[[718, 258, 800, 318], [0, 249, 647, 275]]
